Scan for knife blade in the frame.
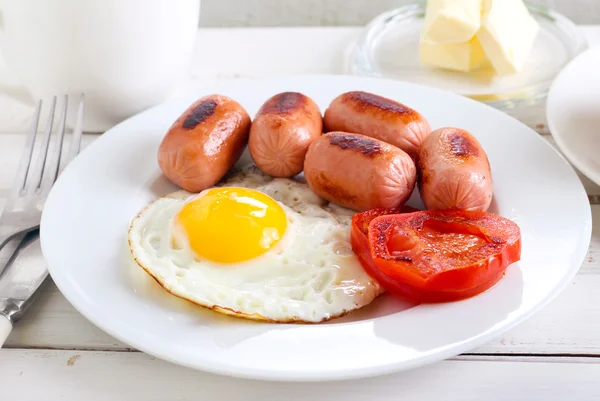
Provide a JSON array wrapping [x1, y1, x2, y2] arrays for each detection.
[[0, 229, 47, 345]]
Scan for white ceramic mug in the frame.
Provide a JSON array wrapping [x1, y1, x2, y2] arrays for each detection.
[[0, 0, 201, 132]]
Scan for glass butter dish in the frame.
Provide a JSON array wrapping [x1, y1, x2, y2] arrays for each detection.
[[346, 1, 587, 112]]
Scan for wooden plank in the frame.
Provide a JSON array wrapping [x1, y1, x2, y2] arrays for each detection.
[[199, 1, 600, 26], [478, 278, 600, 354], [4, 205, 599, 354], [1, 349, 599, 400], [4, 280, 129, 350]]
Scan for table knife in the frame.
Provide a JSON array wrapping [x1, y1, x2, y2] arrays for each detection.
[[0, 230, 46, 346]]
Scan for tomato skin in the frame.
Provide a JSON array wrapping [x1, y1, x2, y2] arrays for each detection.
[[351, 215, 424, 301], [350, 208, 521, 303]]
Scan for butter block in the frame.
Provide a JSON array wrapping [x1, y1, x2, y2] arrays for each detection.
[[477, 0, 540, 75], [423, 0, 483, 44], [420, 37, 488, 72]]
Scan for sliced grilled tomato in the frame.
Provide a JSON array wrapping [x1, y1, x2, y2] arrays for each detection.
[[351, 209, 521, 303], [350, 206, 429, 301]]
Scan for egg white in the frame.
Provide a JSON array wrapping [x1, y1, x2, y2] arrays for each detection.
[[128, 167, 383, 323]]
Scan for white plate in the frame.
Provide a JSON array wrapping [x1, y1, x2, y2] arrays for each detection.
[[547, 47, 600, 186], [40, 75, 591, 381]]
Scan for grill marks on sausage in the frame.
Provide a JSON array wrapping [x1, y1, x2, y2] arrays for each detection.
[[346, 91, 412, 115], [260, 92, 305, 115], [416, 149, 430, 187], [328, 132, 382, 157], [182, 99, 218, 129], [447, 130, 480, 158], [418, 170, 431, 188]]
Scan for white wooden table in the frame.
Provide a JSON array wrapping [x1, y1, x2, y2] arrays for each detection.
[[1, 27, 600, 400]]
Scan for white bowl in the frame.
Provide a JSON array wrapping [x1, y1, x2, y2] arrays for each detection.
[[547, 46, 600, 187]]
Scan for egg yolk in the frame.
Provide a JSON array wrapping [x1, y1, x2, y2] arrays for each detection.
[[176, 187, 287, 263]]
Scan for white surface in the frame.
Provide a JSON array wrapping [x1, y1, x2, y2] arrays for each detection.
[[0, 0, 200, 132], [197, 0, 600, 26], [39, 75, 591, 381], [0, 315, 12, 347], [547, 46, 600, 186], [0, 26, 599, 398], [2, 350, 600, 401], [0, 27, 598, 134]]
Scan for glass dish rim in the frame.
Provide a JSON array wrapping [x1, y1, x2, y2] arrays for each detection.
[[347, 1, 589, 111]]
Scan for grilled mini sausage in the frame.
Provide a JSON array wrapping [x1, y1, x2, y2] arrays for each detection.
[[157, 94, 251, 192], [417, 127, 493, 211], [304, 132, 417, 211], [323, 91, 431, 159], [249, 92, 322, 177]]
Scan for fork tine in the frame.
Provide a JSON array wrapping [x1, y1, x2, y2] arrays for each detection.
[[26, 96, 56, 194], [51, 95, 68, 182], [40, 95, 68, 194], [66, 94, 85, 164], [8, 101, 41, 199]]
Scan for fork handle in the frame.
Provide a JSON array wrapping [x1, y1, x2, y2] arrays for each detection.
[[0, 232, 13, 253], [0, 315, 12, 347], [0, 230, 31, 257], [0, 228, 25, 254]]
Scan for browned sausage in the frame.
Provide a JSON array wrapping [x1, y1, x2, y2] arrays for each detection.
[[417, 127, 493, 211], [157, 94, 251, 192], [304, 132, 417, 211], [323, 91, 431, 159], [249, 92, 322, 177]]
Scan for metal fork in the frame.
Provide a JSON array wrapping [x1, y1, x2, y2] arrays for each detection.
[[0, 95, 85, 255]]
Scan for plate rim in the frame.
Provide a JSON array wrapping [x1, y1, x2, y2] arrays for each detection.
[[40, 74, 593, 381], [547, 46, 600, 187]]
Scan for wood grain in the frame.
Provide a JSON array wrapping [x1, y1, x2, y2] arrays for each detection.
[[1, 350, 600, 400]]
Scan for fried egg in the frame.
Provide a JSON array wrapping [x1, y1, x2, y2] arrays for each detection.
[[128, 167, 382, 323]]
